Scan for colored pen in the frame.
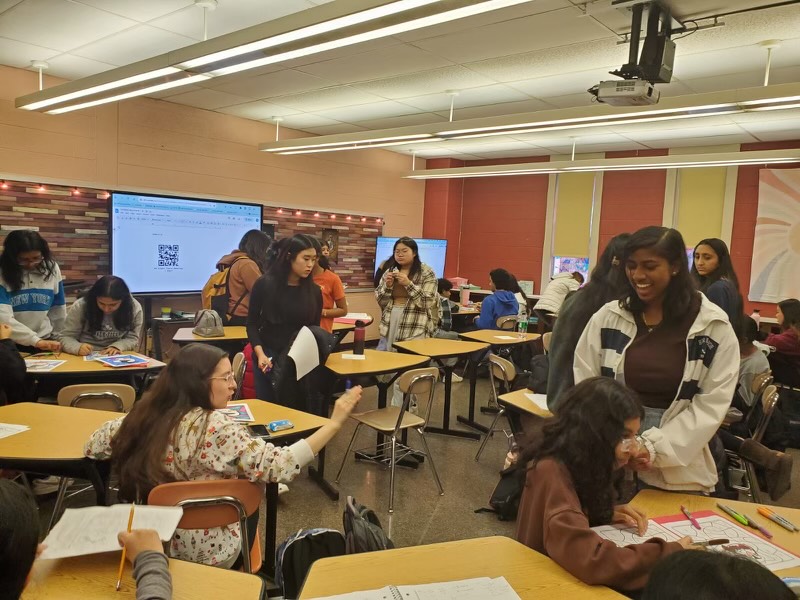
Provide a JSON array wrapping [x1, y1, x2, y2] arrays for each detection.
[[741, 513, 773, 539], [758, 507, 799, 532], [717, 503, 749, 526], [692, 538, 729, 546], [116, 504, 135, 591], [681, 505, 701, 530]]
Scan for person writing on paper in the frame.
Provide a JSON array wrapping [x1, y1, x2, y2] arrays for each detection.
[[0, 478, 174, 600], [0, 230, 65, 353], [574, 226, 739, 493], [515, 377, 690, 592], [61, 275, 143, 356], [310, 236, 348, 333], [0, 323, 27, 404], [247, 235, 322, 403], [85, 343, 361, 568]]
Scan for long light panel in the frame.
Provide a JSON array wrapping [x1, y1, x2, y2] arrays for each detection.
[[403, 149, 800, 179], [16, 0, 534, 115]]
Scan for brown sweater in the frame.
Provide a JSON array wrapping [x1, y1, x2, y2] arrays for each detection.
[[216, 251, 262, 317], [515, 458, 682, 591]]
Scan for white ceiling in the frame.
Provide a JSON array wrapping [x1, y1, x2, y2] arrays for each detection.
[[1, 0, 799, 159]]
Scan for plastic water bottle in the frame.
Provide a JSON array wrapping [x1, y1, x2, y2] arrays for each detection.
[[750, 309, 761, 327], [517, 314, 528, 339]]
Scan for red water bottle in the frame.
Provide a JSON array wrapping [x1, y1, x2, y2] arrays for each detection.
[[354, 320, 366, 355]]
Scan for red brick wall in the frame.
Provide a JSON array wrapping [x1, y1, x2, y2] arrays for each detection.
[[422, 158, 464, 277]]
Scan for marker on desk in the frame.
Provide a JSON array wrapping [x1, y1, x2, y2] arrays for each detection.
[[692, 538, 729, 547], [717, 503, 749, 526], [681, 505, 701, 530], [741, 513, 773, 539], [758, 507, 799, 532]]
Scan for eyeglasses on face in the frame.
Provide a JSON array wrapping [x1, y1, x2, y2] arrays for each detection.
[[209, 372, 235, 383]]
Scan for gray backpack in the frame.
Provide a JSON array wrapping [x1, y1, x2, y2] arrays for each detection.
[[342, 496, 394, 553], [192, 309, 225, 337]]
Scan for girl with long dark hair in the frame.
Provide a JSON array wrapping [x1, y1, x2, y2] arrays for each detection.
[[516, 377, 689, 592], [310, 236, 348, 333], [61, 275, 142, 356], [691, 238, 744, 336], [85, 343, 361, 567], [247, 234, 322, 403], [547, 233, 631, 408], [574, 226, 739, 493], [474, 268, 520, 330], [213, 229, 272, 326], [0, 230, 65, 352]]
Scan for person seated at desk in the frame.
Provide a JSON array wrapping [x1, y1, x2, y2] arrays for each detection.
[[532, 271, 584, 331], [515, 377, 689, 593], [0, 323, 27, 405], [431, 278, 463, 383], [474, 269, 519, 330], [642, 549, 794, 600], [85, 343, 361, 569], [764, 298, 800, 387], [0, 477, 174, 600], [61, 275, 143, 356], [0, 229, 65, 354]]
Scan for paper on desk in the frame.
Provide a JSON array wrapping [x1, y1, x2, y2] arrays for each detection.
[[309, 577, 520, 600], [288, 326, 320, 380], [24, 359, 66, 372], [341, 354, 366, 361], [40, 504, 183, 560], [0, 423, 29, 440], [494, 335, 518, 341], [524, 393, 549, 412]]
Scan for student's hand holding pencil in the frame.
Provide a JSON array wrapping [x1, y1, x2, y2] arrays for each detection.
[[612, 504, 649, 536], [117, 529, 165, 564]]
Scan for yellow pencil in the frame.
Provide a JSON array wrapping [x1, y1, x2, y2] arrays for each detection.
[[116, 504, 135, 591]]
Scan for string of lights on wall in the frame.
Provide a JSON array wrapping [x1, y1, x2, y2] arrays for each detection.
[[0, 180, 110, 199], [275, 207, 383, 223]]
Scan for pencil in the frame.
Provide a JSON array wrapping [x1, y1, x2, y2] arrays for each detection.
[[116, 504, 135, 591]]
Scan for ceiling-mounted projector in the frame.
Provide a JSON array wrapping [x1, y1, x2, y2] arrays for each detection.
[[589, 80, 660, 106]]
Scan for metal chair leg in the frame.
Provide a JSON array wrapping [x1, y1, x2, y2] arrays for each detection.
[[389, 435, 397, 513], [417, 430, 444, 496], [47, 477, 69, 533], [335, 424, 361, 483], [745, 460, 761, 503], [475, 408, 505, 462]]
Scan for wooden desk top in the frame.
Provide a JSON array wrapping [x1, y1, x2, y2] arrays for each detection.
[[23, 551, 264, 600], [394, 338, 488, 359], [332, 322, 355, 332], [630, 489, 800, 577], [325, 349, 429, 377], [0, 403, 116, 461], [235, 399, 330, 437], [172, 326, 248, 343], [454, 306, 480, 315], [459, 329, 540, 345], [24, 352, 165, 375], [299, 536, 623, 599], [498, 389, 553, 419]]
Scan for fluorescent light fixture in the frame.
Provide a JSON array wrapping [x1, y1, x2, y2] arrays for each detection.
[[16, 1, 533, 115], [278, 137, 440, 154], [259, 82, 800, 155], [403, 149, 800, 179], [261, 133, 436, 153]]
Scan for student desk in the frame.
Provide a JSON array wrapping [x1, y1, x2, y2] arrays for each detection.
[[0, 403, 117, 504], [393, 338, 489, 440], [456, 330, 540, 433], [331, 321, 356, 346], [498, 388, 554, 419], [298, 535, 623, 599], [23, 551, 264, 599], [237, 399, 331, 576], [172, 325, 247, 345], [630, 489, 800, 578]]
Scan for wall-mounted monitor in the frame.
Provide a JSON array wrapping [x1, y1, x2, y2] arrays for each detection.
[[110, 192, 263, 294], [374, 237, 448, 279]]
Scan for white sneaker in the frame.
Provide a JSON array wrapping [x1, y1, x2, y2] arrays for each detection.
[[33, 475, 67, 496], [451, 373, 464, 383], [278, 483, 289, 495]]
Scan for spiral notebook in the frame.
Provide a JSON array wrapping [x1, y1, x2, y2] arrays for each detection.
[[309, 576, 520, 600]]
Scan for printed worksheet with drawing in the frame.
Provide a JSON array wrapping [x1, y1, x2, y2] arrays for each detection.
[[308, 577, 520, 600]]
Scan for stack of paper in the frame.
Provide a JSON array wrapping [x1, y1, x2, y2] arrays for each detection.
[[310, 576, 520, 600]]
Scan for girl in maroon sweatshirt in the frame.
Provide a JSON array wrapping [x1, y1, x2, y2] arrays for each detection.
[[515, 377, 690, 592]]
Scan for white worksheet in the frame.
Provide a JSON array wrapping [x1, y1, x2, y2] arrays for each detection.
[[524, 393, 549, 412], [24, 359, 65, 372], [0, 422, 29, 440], [309, 576, 520, 600]]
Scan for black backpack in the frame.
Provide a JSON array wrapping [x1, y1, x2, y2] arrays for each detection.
[[475, 466, 525, 521], [343, 496, 394, 553], [275, 528, 346, 599]]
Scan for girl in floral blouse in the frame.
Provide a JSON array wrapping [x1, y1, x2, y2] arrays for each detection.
[[85, 343, 361, 568]]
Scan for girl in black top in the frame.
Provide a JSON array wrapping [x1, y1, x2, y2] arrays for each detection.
[[247, 234, 322, 404], [691, 238, 744, 337]]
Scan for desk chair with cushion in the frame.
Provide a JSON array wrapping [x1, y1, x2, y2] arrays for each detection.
[[47, 384, 136, 532], [148, 479, 264, 573], [231, 352, 246, 400], [726, 384, 780, 503], [335, 366, 444, 513], [475, 355, 517, 462]]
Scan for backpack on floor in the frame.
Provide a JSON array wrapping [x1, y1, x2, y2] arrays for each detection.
[[475, 465, 524, 521], [343, 496, 394, 553], [201, 257, 247, 324], [275, 527, 346, 600]]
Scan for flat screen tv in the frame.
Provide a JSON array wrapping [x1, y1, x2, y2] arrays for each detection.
[[110, 192, 263, 294], [374, 237, 447, 279]]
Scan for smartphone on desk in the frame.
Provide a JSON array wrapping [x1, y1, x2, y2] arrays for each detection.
[[247, 425, 272, 439]]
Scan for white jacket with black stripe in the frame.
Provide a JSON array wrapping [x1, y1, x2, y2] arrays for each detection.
[[574, 293, 739, 492]]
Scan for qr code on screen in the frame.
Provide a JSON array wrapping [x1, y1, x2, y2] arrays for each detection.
[[158, 244, 179, 267]]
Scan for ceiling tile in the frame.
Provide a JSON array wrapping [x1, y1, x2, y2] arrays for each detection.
[[0, 1, 24, 14], [354, 65, 496, 99], [465, 147, 551, 159], [440, 98, 552, 120], [209, 69, 333, 100], [313, 100, 420, 123], [356, 112, 447, 130], [268, 86, 386, 112], [508, 68, 617, 99], [641, 133, 758, 148], [275, 114, 342, 129], [301, 123, 369, 136], [216, 100, 301, 119], [76, 0, 193, 22], [71, 25, 196, 66], [0, 0, 135, 52], [401, 83, 531, 111], [0, 35, 60, 68], [39, 53, 117, 80], [538, 92, 598, 109], [164, 88, 253, 110]]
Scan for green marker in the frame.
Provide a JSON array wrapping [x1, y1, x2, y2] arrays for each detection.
[[717, 503, 749, 526]]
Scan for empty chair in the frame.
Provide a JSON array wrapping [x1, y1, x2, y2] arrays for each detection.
[[542, 331, 552, 354], [231, 351, 246, 400], [335, 366, 443, 513], [148, 479, 264, 573], [475, 355, 517, 462]]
